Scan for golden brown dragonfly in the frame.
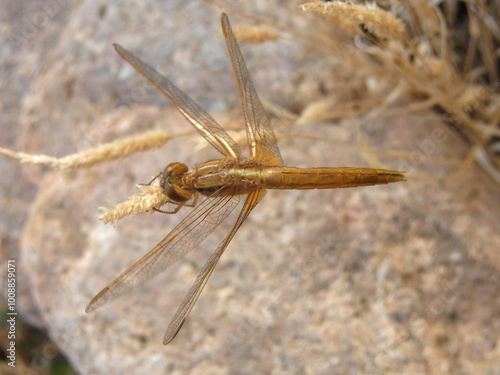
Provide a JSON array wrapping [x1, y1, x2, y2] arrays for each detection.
[[86, 13, 405, 344]]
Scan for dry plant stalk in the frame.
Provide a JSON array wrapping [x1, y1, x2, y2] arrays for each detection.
[[0, 129, 182, 224], [231, 26, 279, 43], [300, 2, 405, 41], [0, 130, 174, 169], [98, 184, 169, 224], [298, 0, 500, 181]]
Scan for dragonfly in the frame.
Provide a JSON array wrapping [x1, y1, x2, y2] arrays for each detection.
[[86, 13, 405, 345]]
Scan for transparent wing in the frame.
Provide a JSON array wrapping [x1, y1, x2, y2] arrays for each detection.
[[86, 189, 240, 313], [163, 189, 267, 344], [221, 13, 283, 167], [114, 43, 241, 159]]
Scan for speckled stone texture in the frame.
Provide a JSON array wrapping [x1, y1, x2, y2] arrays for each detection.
[[0, 1, 499, 374]]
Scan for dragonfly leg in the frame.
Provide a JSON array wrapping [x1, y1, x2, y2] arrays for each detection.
[[182, 192, 199, 208], [153, 193, 199, 214], [153, 202, 185, 215], [143, 172, 163, 186]]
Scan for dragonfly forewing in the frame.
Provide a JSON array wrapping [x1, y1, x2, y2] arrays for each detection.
[[221, 13, 283, 167], [113, 43, 241, 159]]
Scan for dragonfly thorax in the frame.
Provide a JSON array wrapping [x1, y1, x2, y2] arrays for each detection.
[[161, 162, 192, 202]]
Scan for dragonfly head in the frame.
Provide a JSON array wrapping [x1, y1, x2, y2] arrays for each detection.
[[161, 162, 192, 202]]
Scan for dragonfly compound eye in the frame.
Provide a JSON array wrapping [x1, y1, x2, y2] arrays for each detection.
[[162, 162, 191, 202]]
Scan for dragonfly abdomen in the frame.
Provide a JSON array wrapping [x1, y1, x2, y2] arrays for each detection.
[[258, 166, 405, 190]]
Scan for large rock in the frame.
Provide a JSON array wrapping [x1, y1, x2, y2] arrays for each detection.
[[1, 1, 499, 374]]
